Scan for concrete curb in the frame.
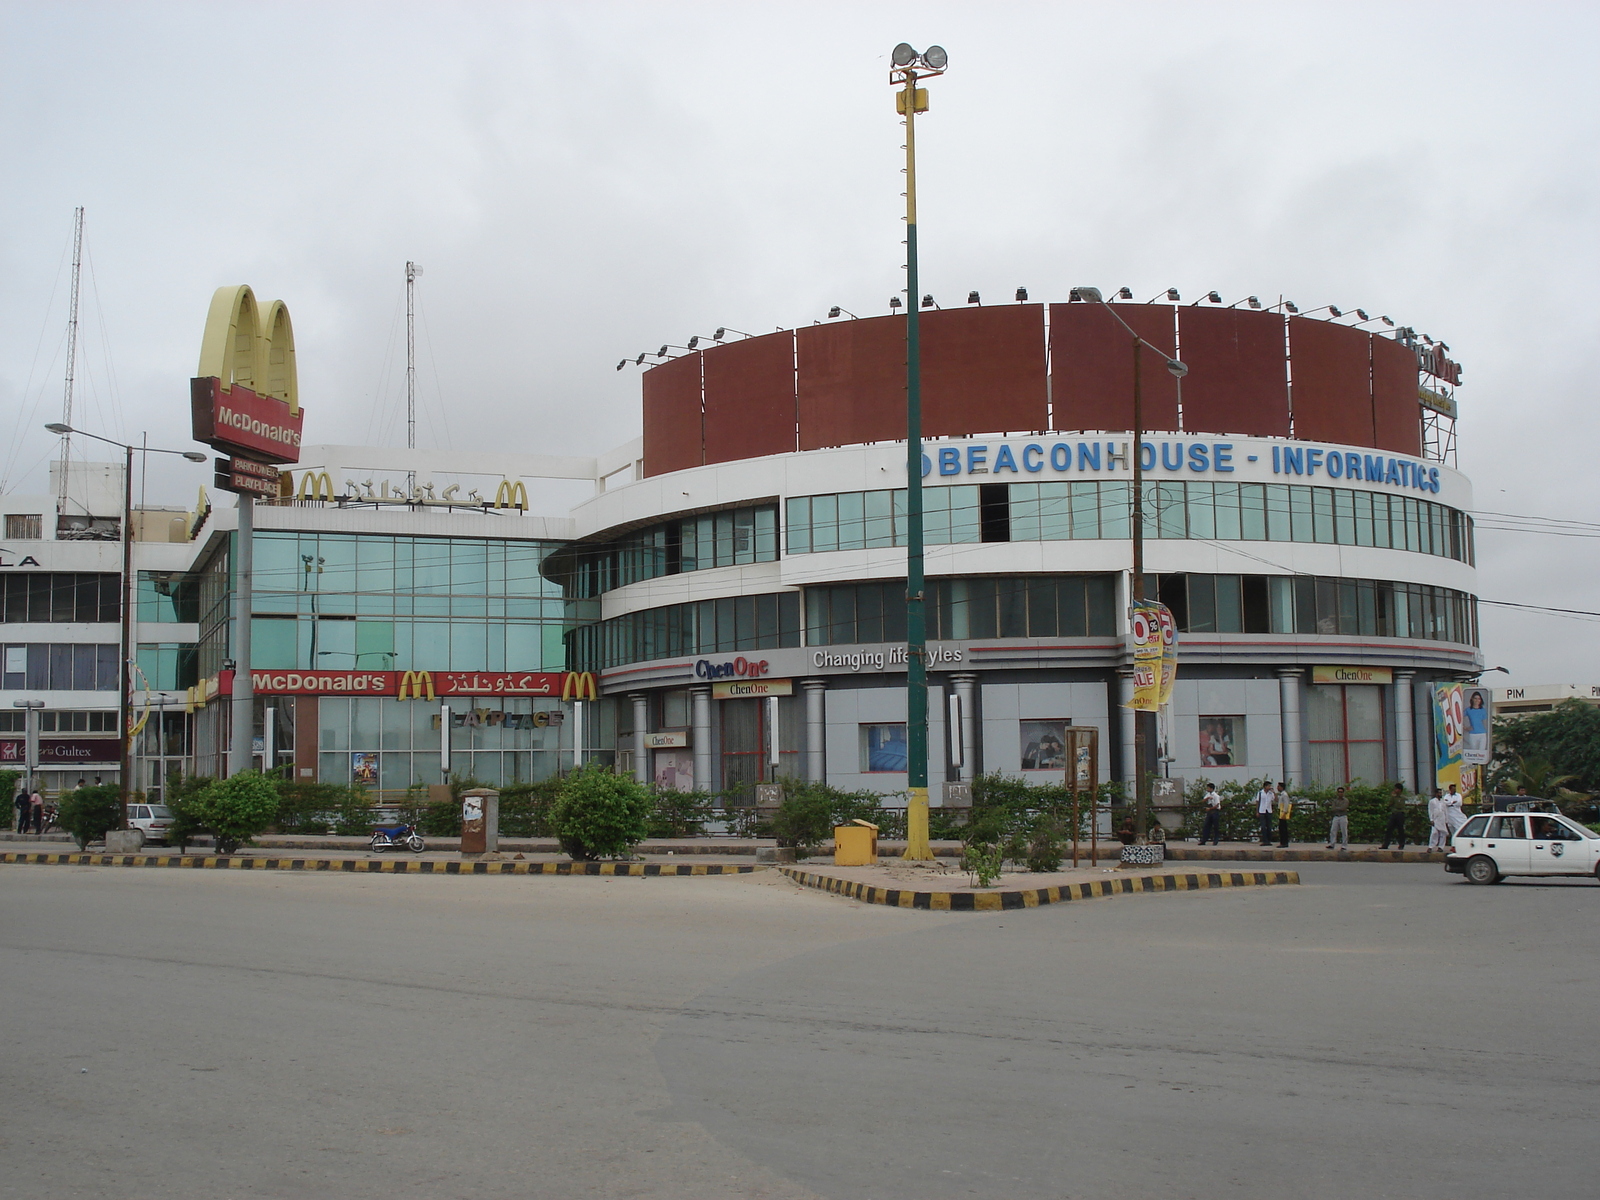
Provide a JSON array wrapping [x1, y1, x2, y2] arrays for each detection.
[[0, 852, 758, 877], [1164, 846, 1443, 863], [777, 866, 1299, 911]]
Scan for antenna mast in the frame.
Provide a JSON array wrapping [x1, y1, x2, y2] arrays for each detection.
[[58, 206, 85, 521], [405, 261, 421, 496]]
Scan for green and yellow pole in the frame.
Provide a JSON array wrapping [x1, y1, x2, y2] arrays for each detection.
[[900, 71, 932, 861]]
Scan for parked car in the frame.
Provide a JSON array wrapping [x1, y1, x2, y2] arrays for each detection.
[[126, 803, 175, 846], [1446, 811, 1600, 884]]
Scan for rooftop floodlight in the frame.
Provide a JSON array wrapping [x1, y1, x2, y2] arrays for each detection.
[[921, 294, 936, 308], [889, 296, 903, 310], [1356, 308, 1370, 321], [922, 45, 948, 70], [1148, 288, 1180, 303], [892, 43, 917, 67], [1422, 333, 1434, 345], [616, 360, 626, 371], [1115, 286, 1134, 300], [1015, 287, 1028, 302], [828, 305, 858, 319], [658, 346, 669, 357], [635, 353, 647, 365], [45, 422, 71, 434], [1071, 286, 1104, 304], [1285, 301, 1299, 314], [1190, 290, 1222, 306], [967, 291, 980, 304], [1230, 295, 1262, 309], [1380, 315, 1394, 327], [1166, 359, 1189, 379]]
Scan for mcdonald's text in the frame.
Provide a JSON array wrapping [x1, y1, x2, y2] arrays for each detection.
[[191, 376, 305, 464], [248, 670, 566, 697]]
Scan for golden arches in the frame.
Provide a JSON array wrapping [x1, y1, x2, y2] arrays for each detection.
[[198, 285, 300, 415], [493, 480, 529, 510]]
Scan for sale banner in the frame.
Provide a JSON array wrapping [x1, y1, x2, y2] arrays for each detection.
[[1433, 683, 1464, 790], [1127, 600, 1176, 712]]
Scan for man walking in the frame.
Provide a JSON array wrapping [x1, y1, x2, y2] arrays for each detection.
[[1380, 783, 1409, 850], [13, 783, 28, 833], [1326, 786, 1349, 850], [1275, 782, 1294, 848], [1200, 782, 1222, 846], [1255, 779, 1276, 846], [1427, 788, 1448, 852]]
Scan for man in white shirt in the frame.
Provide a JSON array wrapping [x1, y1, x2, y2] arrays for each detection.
[[1427, 788, 1448, 851], [1200, 783, 1222, 845], [1255, 780, 1277, 846]]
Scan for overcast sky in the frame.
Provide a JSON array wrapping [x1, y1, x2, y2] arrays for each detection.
[[2, 2, 1596, 684]]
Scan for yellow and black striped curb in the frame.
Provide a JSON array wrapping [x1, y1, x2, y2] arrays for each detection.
[[0, 852, 757, 877], [1164, 847, 1442, 863], [777, 866, 1298, 911]]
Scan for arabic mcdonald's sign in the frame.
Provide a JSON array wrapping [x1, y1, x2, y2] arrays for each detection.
[[191, 285, 305, 464], [562, 671, 598, 701]]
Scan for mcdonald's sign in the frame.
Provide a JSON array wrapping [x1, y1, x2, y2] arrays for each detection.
[[493, 480, 529, 511], [397, 670, 435, 701], [191, 284, 305, 464], [297, 470, 336, 502], [561, 671, 598, 701]]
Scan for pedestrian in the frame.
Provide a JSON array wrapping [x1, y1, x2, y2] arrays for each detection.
[[1443, 785, 1466, 839], [28, 786, 44, 836], [1276, 782, 1294, 848], [1200, 782, 1222, 845], [1255, 779, 1276, 846], [1326, 786, 1349, 850], [1427, 788, 1448, 852], [13, 785, 29, 833], [1379, 783, 1409, 850]]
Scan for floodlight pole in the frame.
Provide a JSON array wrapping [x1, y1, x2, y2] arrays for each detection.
[[1130, 337, 1150, 843], [894, 53, 941, 862]]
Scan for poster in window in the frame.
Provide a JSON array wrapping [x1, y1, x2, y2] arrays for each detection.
[[351, 751, 379, 786], [1199, 717, 1244, 767], [1020, 720, 1068, 770], [653, 749, 695, 792], [861, 724, 907, 773], [1461, 686, 1491, 765]]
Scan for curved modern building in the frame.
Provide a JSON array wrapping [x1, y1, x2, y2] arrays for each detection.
[[552, 298, 1477, 803]]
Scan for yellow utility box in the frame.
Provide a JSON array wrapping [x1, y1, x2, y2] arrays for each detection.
[[833, 819, 880, 866]]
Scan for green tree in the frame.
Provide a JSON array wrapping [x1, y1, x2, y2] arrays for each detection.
[[189, 771, 280, 854], [1494, 700, 1600, 797], [164, 775, 213, 852], [551, 764, 652, 860], [58, 784, 125, 850]]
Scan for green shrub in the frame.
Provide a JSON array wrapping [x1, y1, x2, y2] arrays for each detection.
[[58, 784, 125, 850], [0, 769, 22, 823], [499, 780, 561, 838], [961, 842, 1003, 887], [647, 787, 717, 838], [1176, 778, 1431, 845], [552, 763, 652, 860], [164, 775, 213, 852], [189, 771, 280, 854]]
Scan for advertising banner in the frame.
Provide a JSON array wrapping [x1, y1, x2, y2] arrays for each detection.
[[711, 679, 793, 699], [1311, 665, 1394, 685], [1127, 599, 1177, 712], [191, 377, 305, 464], [0, 738, 121, 765], [1461, 685, 1492, 766], [248, 669, 566, 697], [1433, 683, 1464, 790]]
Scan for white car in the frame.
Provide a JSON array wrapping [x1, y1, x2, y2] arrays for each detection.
[[1446, 812, 1600, 884], [126, 803, 175, 846]]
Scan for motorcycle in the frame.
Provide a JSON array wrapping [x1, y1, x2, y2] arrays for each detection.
[[369, 823, 426, 853]]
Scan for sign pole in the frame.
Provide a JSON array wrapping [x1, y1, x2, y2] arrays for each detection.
[[228, 494, 255, 776]]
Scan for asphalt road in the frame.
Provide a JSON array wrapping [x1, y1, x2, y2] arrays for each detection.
[[1, 860, 1595, 1199]]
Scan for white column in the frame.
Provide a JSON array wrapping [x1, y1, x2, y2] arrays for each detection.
[[803, 678, 826, 782], [1278, 668, 1304, 787], [1117, 669, 1137, 790], [691, 685, 713, 792], [631, 693, 650, 785], [1393, 670, 1416, 791], [950, 673, 977, 782]]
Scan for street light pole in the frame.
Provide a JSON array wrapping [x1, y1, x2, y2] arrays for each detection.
[[45, 424, 207, 819], [891, 42, 947, 862]]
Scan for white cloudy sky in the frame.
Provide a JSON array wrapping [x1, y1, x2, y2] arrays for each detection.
[[1, 2, 1596, 683]]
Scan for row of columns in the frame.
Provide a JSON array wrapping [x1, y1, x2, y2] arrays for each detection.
[[629, 667, 1424, 794]]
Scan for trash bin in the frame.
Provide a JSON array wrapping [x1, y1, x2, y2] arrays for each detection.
[[833, 819, 879, 866]]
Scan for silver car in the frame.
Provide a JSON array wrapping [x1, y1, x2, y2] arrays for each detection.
[[1446, 812, 1600, 884]]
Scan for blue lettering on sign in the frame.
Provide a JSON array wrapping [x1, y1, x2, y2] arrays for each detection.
[[909, 438, 1447, 496]]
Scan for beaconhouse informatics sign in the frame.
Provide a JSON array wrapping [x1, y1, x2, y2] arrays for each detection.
[[249, 670, 568, 697], [191, 377, 305, 464]]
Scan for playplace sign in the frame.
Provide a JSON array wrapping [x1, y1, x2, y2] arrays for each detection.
[[918, 437, 1444, 495]]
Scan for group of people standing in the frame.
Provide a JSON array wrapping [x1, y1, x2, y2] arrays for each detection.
[[1191, 779, 1466, 850], [11, 783, 45, 834]]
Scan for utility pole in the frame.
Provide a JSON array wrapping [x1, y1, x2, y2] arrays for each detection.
[[405, 261, 421, 497], [889, 43, 947, 861], [57, 207, 85, 524]]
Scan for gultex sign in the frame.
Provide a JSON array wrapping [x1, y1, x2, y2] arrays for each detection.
[[190, 285, 305, 464]]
